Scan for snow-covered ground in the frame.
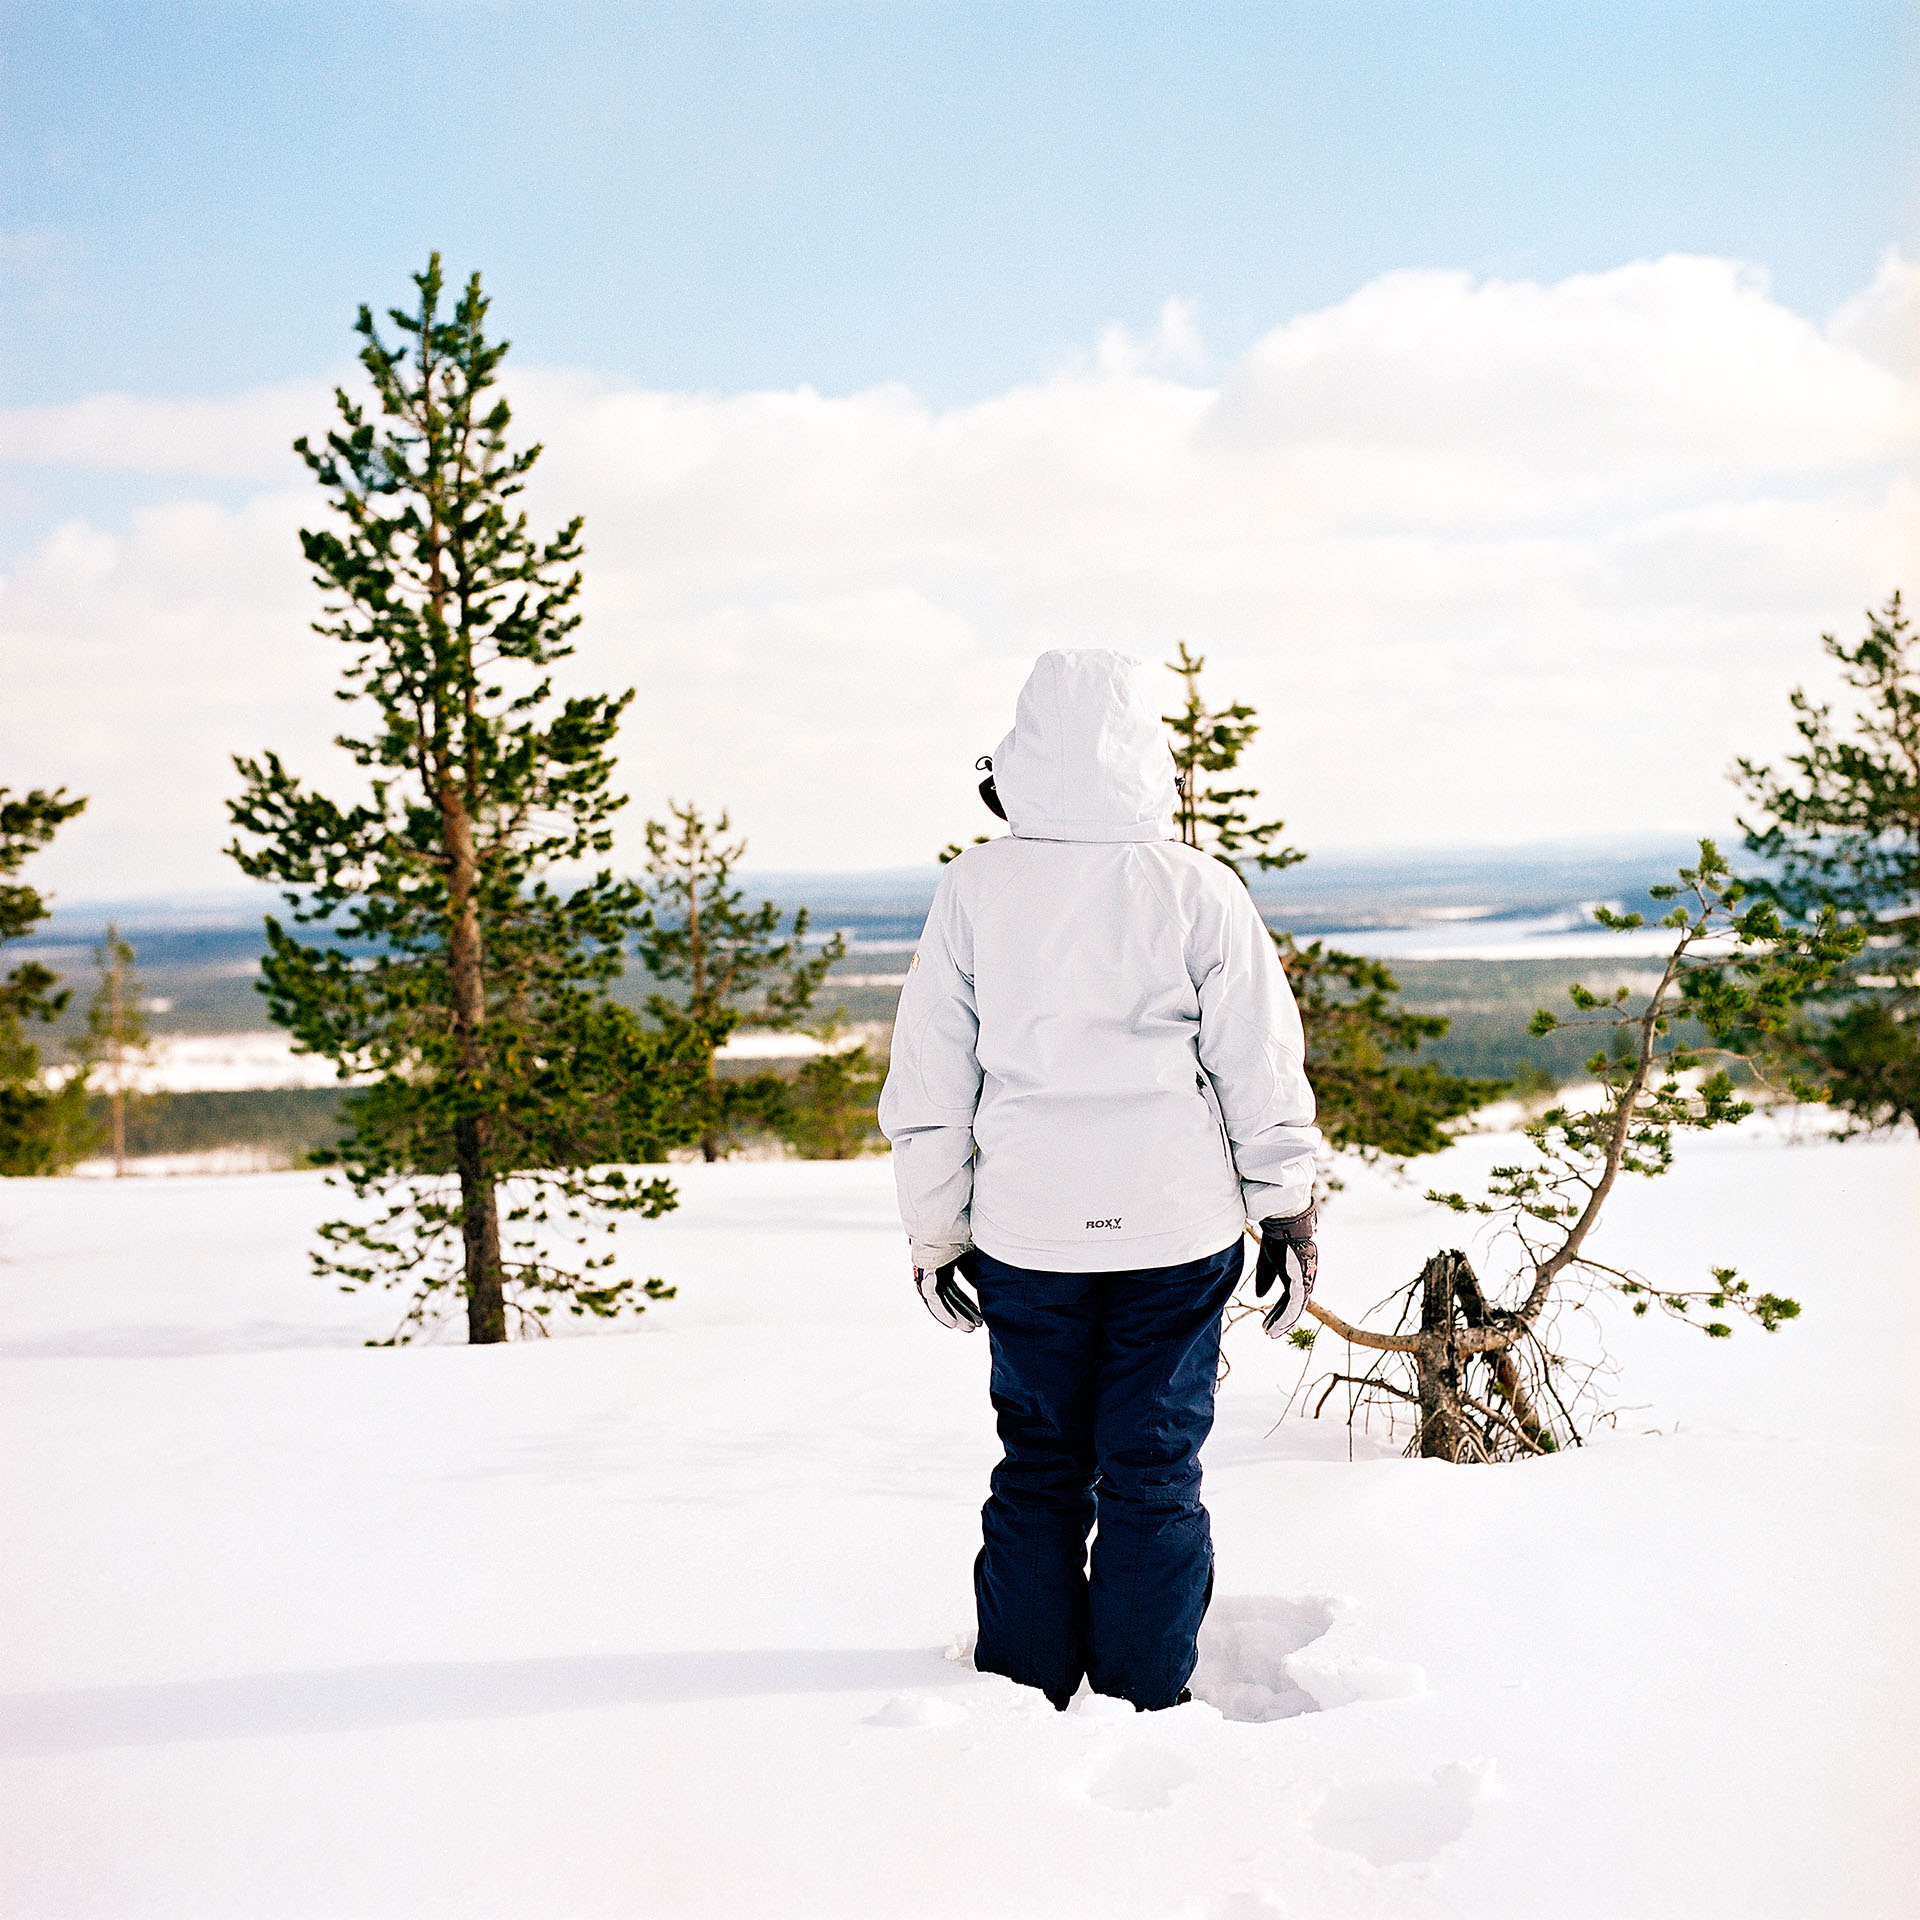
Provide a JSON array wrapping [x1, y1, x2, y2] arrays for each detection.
[[1, 1122, 1914, 1919], [58, 1031, 353, 1094], [65, 1023, 886, 1099]]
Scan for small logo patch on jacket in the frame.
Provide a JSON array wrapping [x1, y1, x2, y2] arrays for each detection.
[[1085, 1218, 1122, 1230]]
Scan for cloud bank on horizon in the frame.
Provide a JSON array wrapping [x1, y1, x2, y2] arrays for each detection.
[[2, 250, 1914, 901]]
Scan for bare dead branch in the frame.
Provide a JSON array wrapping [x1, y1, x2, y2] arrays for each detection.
[[1312, 1371, 1419, 1418], [1305, 1297, 1421, 1352]]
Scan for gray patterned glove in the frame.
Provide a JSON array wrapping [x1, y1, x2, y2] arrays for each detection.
[[914, 1250, 983, 1333], [1254, 1207, 1317, 1338]]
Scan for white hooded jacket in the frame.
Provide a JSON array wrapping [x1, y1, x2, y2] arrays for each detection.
[[878, 649, 1320, 1274]]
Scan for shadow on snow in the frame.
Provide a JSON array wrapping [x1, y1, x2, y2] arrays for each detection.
[[0, 1646, 969, 1754]]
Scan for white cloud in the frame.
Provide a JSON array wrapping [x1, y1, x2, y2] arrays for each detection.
[[0, 377, 336, 480], [1828, 248, 1920, 378], [2, 254, 1914, 900], [1211, 256, 1903, 500], [1093, 296, 1209, 377]]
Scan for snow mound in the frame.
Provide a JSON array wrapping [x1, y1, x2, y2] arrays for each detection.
[[1082, 1741, 1198, 1812], [1312, 1760, 1497, 1868], [864, 1691, 968, 1730]]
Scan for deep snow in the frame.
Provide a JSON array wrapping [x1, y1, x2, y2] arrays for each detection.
[[1, 1121, 1914, 1919]]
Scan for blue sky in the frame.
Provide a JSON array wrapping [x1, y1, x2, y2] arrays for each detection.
[[4, 0, 1912, 408], [2, 2, 1915, 893]]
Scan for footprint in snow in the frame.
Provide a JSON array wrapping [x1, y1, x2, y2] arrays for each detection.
[[1084, 1744, 1197, 1812], [1311, 1761, 1495, 1867], [938, 1596, 1421, 1741], [1188, 1596, 1425, 1723], [864, 1693, 968, 1729], [1195, 1895, 1286, 1920]]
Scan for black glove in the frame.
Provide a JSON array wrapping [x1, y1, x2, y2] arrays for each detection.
[[914, 1250, 983, 1333], [1253, 1206, 1317, 1338]]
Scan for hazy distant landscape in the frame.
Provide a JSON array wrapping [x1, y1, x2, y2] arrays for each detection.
[[22, 841, 1711, 1167]]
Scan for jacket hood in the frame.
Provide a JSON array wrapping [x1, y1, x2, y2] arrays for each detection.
[[991, 649, 1178, 843]]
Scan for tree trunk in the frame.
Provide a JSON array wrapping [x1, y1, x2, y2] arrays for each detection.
[[109, 948, 125, 1177], [418, 405, 506, 1344], [442, 785, 504, 1343], [1415, 1250, 1472, 1461], [457, 1113, 506, 1343], [1452, 1259, 1554, 1452]]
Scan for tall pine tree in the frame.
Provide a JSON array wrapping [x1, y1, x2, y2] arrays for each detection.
[[229, 257, 699, 1343]]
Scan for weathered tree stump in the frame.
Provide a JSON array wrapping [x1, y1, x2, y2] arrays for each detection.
[[1416, 1249, 1476, 1460]]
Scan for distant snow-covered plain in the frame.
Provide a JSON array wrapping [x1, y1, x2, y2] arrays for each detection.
[[1, 1120, 1914, 1918]]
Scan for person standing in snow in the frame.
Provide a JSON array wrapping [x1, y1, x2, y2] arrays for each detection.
[[879, 649, 1321, 1714]]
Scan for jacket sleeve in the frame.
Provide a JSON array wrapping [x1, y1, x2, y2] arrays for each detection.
[[1192, 879, 1321, 1222], [877, 873, 982, 1269]]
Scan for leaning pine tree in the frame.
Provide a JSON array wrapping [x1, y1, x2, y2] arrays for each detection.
[[230, 256, 703, 1344], [1306, 844, 1860, 1460], [1152, 651, 1856, 1457]]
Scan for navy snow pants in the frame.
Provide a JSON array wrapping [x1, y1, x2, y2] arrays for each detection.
[[969, 1239, 1244, 1712]]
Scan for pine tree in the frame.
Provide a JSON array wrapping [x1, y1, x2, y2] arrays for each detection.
[[635, 800, 844, 1161], [81, 925, 153, 1177], [1162, 644, 1501, 1155], [1165, 642, 1307, 879], [779, 1023, 885, 1160], [1734, 593, 1918, 1130], [0, 787, 96, 1176], [228, 256, 696, 1343]]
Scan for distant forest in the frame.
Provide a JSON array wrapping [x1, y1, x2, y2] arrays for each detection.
[[71, 947, 1668, 1167], [28, 839, 1716, 1166]]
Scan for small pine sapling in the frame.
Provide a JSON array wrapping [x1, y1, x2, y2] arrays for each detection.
[[81, 925, 156, 1177], [779, 1021, 886, 1160], [635, 801, 845, 1160], [1165, 641, 1307, 879]]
